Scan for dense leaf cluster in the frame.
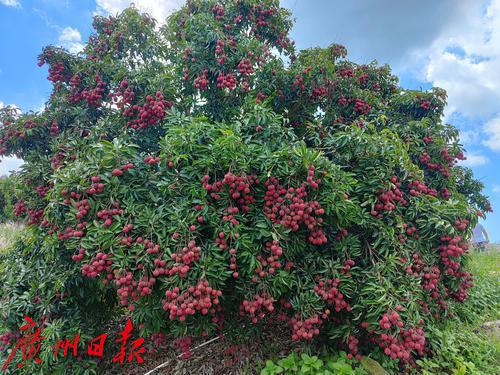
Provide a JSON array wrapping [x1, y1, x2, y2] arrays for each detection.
[[0, 0, 491, 373]]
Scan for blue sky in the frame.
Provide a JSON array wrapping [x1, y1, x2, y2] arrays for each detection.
[[1, 0, 500, 241]]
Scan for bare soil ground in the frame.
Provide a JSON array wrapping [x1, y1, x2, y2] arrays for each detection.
[[103, 318, 304, 375]]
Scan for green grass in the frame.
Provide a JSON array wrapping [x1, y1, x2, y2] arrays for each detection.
[[470, 244, 500, 275], [0, 221, 23, 253]]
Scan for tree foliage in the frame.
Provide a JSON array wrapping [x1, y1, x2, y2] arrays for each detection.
[[0, 1, 492, 373]]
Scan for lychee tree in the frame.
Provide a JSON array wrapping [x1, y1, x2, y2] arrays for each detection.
[[0, 0, 492, 373]]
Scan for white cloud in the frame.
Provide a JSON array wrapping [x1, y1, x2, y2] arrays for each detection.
[[58, 26, 84, 54], [0, 0, 21, 8], [493, 185, 500, 193], [413, 0, 500, 119], [425, 52, 500, 119], [459, 152, 489, 167], [59, 26, 81, 43], [460, 130, 481, 146], [483, 116, 500, 151], [95, 0, 181, 23], [0, 100, 18, 112], [0, 157, 23, 176]]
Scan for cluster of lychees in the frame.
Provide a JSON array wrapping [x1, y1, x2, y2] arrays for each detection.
[[353, 98, 371, 114], [440, 187, 451, 199], [23, 119, 38, 129], [81, 74, 106, 107], [338, 68, 355, 78], [61, 190, 82, 204], [371, 176, 407, 218], [379, 310, 404, 329], [111, 162, 134, 176], [314, 278, 351, 312], [144, 155, 161, 165], [71, 247, 86, 262], [57, 227, 76, 240], [47, 61, 66, 83], [334, 227, 348, 241], [67, 74, 82, 103], [403, 253, 424, 276], [73, 198, 90, 220], [375, 310, 426, 362], [87, 175, 105, 195], [170, 240, 201, 277], [438, 235, 469, 276], [13, 200, 27, 217], [408, 180, 437, 197], [420, 266, 441, 299], [124, 91, 170, 130], [454, 218, 469, 231], [81, 252, 113, 278], [163, 281, 222, 321], [212, 4, 224, 20], [290, 313, 323, 341], [35, 185, 50, 198], [222, 206, 240, 225], [440, 147, 458, 166], [377, 330, 425, 361], [149, 332, 166, 348], [254, 6, 276, 27], [137, 275, 156, 297], [193, 69, 209, 91], [202, 173, 258, 213], [143, 238, 161, 254], [419, 100, 431, 110], [311, 86, 327, 99], [292, 73, 305, 91], [110, 80, 135, 110], [403, 223, 419, 239], [419, 152, 450, 177], [256, 91, 267, 104], [422, 135, 433, 144], [216, 72, 237, 90], [252, 240, 284, 281], [237, 57, 254, 75], [228, 247, 238, 278], [114, 271, 138, 308], [239, 292, 275, 324], [50, 149, 68, 169], [214, 231, 228, 250], [341, 259, 355, 274], [451, 271, 473, 302], [152, 257, 168, 277], [97, 203, 123, 227], [28, 209, 44, 225], [358, 73, 370, 86], [263, 169, 327, 245], [215, 39, 226, 64], [347, 335, 361, 360], [338, 96, 349, 107]]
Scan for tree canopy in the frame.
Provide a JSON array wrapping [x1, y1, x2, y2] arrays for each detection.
[[0, 1, 491, 373]]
